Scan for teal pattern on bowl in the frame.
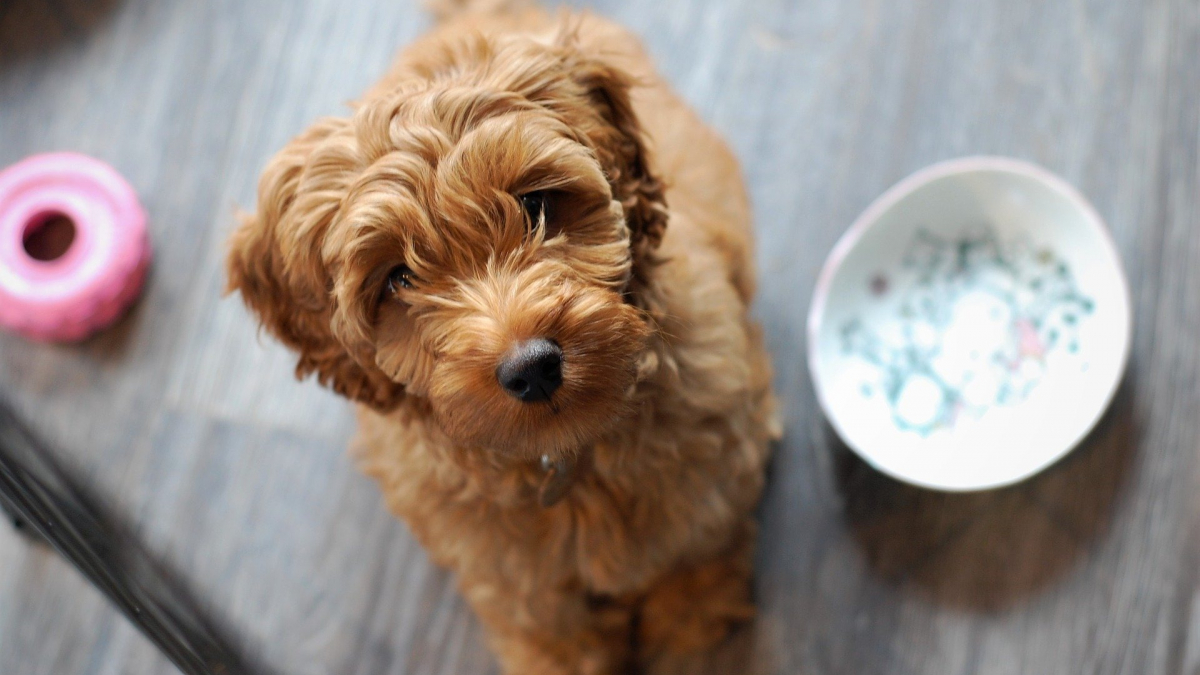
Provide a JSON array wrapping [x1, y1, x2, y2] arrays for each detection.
[[840, 225, 1095, 436]]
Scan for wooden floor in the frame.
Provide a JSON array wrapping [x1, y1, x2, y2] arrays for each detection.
[[1, 0, 1198, 673]]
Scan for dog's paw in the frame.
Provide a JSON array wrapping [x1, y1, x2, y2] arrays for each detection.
[[492, 628, 635, 675], [635, 543, 756, 660]]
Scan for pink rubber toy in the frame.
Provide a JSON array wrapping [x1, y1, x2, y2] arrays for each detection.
[[0, 153, 150, 342]]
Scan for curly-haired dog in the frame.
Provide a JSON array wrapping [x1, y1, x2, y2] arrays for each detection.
[[226, 1, 778, 672]]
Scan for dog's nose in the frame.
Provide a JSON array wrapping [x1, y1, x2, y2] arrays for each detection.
[[496, 339, 563, 403]]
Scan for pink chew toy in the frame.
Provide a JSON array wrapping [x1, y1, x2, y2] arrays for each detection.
[[0, 153, 150, 342]]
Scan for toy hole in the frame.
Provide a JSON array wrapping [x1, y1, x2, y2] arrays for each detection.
[[23, 212, 76, 262]]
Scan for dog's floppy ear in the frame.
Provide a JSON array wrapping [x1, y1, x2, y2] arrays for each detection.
[[225, 118, 405, 411], [564, 49, 669, 271]]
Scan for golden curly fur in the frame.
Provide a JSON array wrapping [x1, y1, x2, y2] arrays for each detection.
[[226, 3, 778, 672]]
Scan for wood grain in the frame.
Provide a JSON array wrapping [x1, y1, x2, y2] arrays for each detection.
[[0, 0, 1197, 673]]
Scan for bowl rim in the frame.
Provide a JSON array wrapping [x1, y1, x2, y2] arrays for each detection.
[[806, 155, 1133, 491]]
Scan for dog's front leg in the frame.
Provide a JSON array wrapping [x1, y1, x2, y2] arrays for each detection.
[[459, 574, 636, 675], [633, 519, 757, 668]]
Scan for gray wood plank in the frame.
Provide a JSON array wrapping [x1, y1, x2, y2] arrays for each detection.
[[1, 0, 1198, 673]]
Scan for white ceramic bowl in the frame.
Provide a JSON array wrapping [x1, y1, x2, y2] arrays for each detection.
[[808, 157, 1132, 491]]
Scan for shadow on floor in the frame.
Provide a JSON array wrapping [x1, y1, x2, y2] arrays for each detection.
[[831, 377, 1140, 612], [76, 266, 152, 363], [0, 0, 121, 68]]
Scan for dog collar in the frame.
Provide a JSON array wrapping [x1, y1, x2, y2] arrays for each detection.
[[537, 451, 586, 508]]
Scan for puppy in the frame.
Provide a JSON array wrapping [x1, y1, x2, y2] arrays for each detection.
[[226, 2, 778, 672]]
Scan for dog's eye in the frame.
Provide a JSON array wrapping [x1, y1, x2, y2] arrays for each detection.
[[385, 264, 416, 294], [520, 191, 549, 231]]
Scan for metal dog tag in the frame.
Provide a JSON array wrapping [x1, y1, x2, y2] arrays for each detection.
[[538, 454, 577, 508]]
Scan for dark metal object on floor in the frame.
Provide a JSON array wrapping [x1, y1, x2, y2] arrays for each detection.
[[0, 399, 267, 675]]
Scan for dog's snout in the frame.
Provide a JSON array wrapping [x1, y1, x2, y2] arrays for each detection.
[[497, 339, 563, 403]]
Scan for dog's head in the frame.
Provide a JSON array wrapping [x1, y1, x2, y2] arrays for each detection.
[[226, 29, 666, 460]]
